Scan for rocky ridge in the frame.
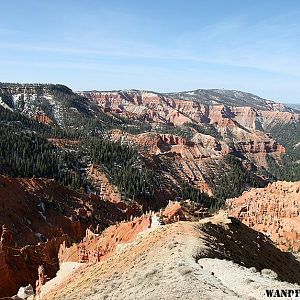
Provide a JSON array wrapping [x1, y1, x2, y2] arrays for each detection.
[[165, 89, 297, 112], [1, 83, 299, 194], [58, 200, 209, 265], [0, 83, 99, 127], [1, 83, 300, 298], [38, 211, 300, 300], [0, 175, 133, 247]]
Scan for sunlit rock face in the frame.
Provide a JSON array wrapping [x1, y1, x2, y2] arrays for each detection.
[[227, 181, 300, 251]]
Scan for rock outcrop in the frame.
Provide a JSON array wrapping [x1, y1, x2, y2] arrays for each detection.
[[35, 265, 50, 295], [0, 175, 140, 297], [161, 200, 210, 224], [0, 225, 13, 248], [0, 232, 70, 298], [227, 181, 300, 251], [58, 201, 209, 264], [0, 175, 131, 247], [58, 214, 153, 264]]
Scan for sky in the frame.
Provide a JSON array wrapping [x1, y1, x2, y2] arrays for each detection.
[[0, 0, 300, 103]]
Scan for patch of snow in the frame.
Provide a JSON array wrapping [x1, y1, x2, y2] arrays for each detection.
[[35, 232, 43, 240], [44, 94, 54, 100], [48, 98, 64, 126], [39, 211, 47, 221], [150, 213, 161, 228], [38, 202, 46, 213], [142, 92, 157, 98], [12, 93, 22, 108], [294, 142, 300, 148], [17, 284, 34, 299]]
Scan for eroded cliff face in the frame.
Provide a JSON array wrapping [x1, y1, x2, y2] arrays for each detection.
[[227, 181, 300, 251], [0, 175, 131, 247], [260, 110, 300, 129], [0, 85, 297, 173], [0, 229, 70, 298], [108, 129, 274, 197], [129, 132, 230, 159], [82, 90, 291, 169], [108, 130, 233, 196]]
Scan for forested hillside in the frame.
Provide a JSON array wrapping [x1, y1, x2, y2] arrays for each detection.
[[1, 83, 299, 212]]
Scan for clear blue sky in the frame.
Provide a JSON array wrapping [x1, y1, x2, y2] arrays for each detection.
[[0, 0, 300, 103]]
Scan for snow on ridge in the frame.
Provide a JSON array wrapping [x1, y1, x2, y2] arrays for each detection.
[[49, 98, 64, 126], [44, 94, 54, 100], [142, 92, 158, 98], [12, 94, 22, 108]]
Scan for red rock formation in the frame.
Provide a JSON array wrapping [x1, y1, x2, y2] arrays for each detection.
[[59, 214, 152, 264], [260, 111, 300, 128], [108, 130, 232, 196], [61, 202, 209, 263], [0, 225, 13, 248], [35, 113, 53, 125], [227, 181, 300, 251], [82, 89, 298, 132], [47, 138, 80, 147], [0, 231, 70, 298], [36, 265, 50, 294], [0, 175, 140, 297], [0, 175, 130, 247], [83, 90, 290, 170], [59, 201, 209, 264], [162, 200, 209, 224], [82, 91, 194, 125]]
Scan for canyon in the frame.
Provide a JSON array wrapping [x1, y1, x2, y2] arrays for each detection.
[[0, 83, 300, 298]]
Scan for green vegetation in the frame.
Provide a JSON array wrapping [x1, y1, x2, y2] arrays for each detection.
[[86, 137, 161, 200], [0, 105, 67, 138], [0, 100, 270, 209], [266, 122, 300, 181], [0, 127, 83, 190], [266, 154, 300, 181], [154, 124, 193, 140], [1, 83, 299, 212], [180, 182, 223, 212], [208, 155, 266, 201], [0, 101, 159, 201], [187, 122, 222, 139]]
